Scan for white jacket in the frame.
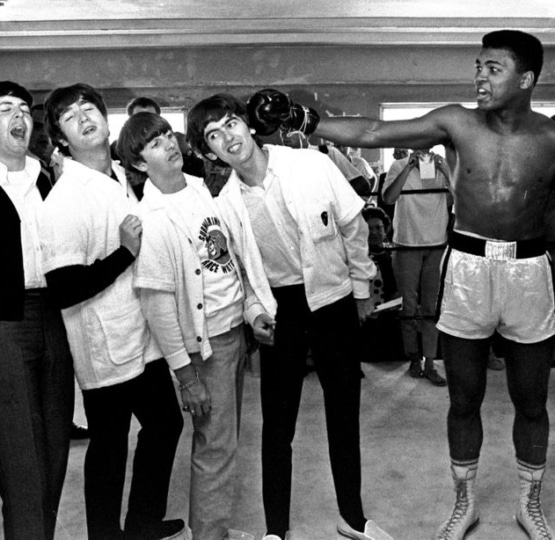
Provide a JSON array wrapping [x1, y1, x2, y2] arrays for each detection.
[[217, 145, 375, 312], [40, 158, 160, 389]]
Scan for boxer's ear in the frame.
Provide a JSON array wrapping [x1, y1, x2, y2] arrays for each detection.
[[520, 71, 534, 89], [205, 152, 218, 162]]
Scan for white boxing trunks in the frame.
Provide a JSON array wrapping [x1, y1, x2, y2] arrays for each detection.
[[437, 231, 555, 343]]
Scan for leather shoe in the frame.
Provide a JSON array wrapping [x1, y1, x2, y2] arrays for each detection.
[[423, 368, 447, 387], [125, 519, 185, 539], [408, 359, 423, 378]]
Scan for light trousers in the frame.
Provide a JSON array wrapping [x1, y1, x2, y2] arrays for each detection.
[[189, 324, 247, 540], [392, 247, 444, 358]]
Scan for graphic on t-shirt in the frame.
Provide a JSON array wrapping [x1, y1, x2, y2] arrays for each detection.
[[199, 217, 235, 274]]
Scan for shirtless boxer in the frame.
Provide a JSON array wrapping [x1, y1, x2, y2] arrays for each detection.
[[247, 30, 555, 540]]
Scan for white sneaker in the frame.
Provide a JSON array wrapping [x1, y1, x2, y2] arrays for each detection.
[[337, 516, 393, 540]]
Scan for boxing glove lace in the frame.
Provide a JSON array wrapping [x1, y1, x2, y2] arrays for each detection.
[[247, 88, 320, 136]]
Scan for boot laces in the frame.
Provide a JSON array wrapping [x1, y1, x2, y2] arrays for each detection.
[[524, 481, 552, 539], [437, 479, 470, 539]]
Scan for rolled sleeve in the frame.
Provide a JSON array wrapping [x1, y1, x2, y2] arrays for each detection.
[[339, 212, 376, 299]]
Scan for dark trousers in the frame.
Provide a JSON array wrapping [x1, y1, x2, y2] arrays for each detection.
[[260, 286, 365, 536], [0, 290, 74, 540], [82, 358, 184, 540]]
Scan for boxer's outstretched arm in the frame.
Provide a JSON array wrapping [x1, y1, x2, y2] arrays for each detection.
[[314, 106, 453, 151], [247, 88, 456, 151]]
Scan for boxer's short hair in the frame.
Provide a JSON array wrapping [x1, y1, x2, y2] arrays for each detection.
[[482, 30, 543, 85]]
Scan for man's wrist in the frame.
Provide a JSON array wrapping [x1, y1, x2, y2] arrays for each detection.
[[178, 369, 200, 391], [175, 363, 197, 385]]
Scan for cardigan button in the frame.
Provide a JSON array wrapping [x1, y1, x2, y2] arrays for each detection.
[[196, 336, 202, 342], [195, 269, 201, 275], [197, 303, 203, 310]]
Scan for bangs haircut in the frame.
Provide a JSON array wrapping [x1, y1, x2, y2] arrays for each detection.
[[44, 83, 108, 154], [116, 111, 173, 171], [482, 30, 543, 85], [0, 81, 33, 108], [187, 93, 248, 157]]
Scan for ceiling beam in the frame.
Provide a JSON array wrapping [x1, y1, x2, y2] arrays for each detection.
[[1, 16, 555, 50]]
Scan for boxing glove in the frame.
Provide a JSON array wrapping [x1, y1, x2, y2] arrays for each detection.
[[286, 102, 320, 136], [247, 89, 291, 136], [247, 88, 320, 136]]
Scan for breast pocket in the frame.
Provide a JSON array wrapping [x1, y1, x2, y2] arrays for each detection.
[[305, 202, 337, 243]]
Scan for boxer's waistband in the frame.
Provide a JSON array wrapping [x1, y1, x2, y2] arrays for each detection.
[[449, 231, 545, 260]]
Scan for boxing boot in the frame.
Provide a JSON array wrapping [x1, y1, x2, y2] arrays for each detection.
[[435, 461, 479, 540], [515, 461, 554, 540]]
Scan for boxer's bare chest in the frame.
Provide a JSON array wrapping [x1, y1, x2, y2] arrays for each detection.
[[449, 121, 555, 239]]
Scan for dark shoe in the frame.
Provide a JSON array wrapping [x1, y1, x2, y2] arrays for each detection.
[[423, 368, 447, 387], [126, 519, 185, 540], [409, 359, 423, 378], [487, 353, 505, 371], [70, 422, 89, 440]]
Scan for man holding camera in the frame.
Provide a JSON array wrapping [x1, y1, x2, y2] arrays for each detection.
[[382, 147, 451, 385]]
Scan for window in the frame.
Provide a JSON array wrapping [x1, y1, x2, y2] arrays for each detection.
[[380, 102, 555, 172], [107, 108, 187, 144]]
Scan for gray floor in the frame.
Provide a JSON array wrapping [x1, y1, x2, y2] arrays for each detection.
[[3, 359, 555, 540]]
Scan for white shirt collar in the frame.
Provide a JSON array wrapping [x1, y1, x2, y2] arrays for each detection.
[[0, 155, 41, 187]]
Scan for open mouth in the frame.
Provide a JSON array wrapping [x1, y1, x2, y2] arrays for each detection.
[[82, 125, 96, 136], [227, 142, 241, 154], [476, 88, 489, 99], [10, 125, 26, 139]]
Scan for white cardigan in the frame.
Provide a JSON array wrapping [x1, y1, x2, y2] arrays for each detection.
[[134, 176, 269, 365]]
